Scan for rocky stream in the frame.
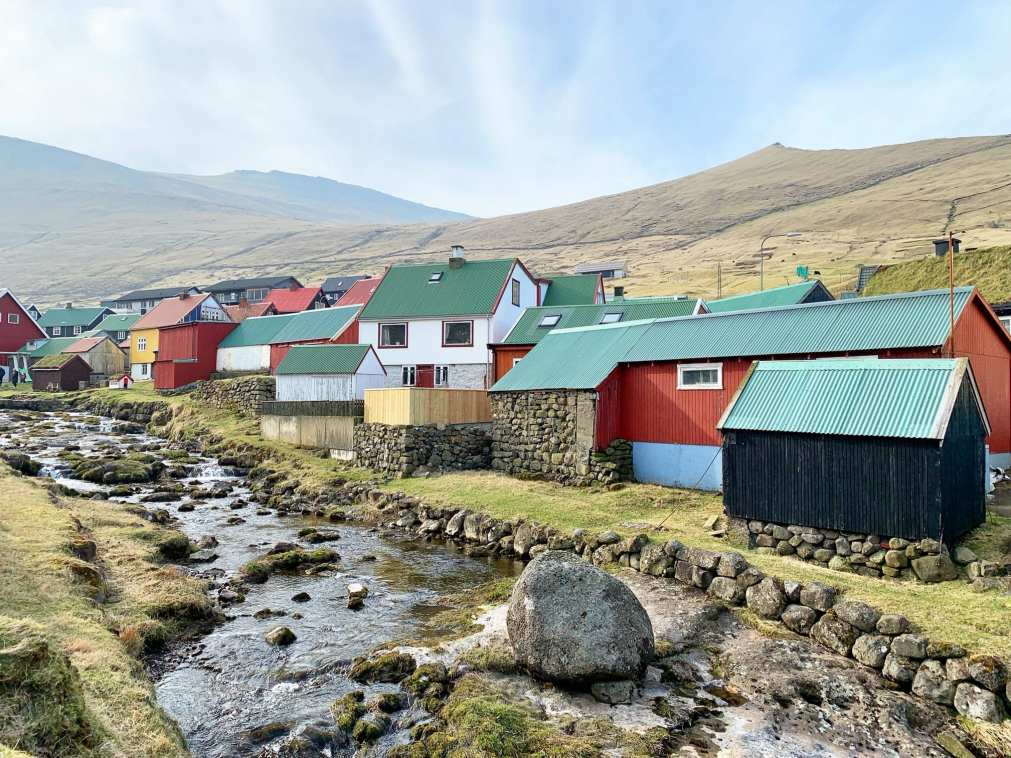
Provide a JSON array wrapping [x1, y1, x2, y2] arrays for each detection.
[[0, 408, 967, 757]]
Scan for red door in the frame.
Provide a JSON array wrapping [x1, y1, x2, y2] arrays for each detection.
[[416, 364, 435, 388]]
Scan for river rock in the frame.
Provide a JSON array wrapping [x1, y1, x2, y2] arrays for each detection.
[[912, 659, 956, 705], [590, 680, 634, 705], [347, 583, 368, 609], [953, 682, 1007, 723], [351, 712, 390, 743], [291, 592, 311, 603], [506, 550, 654, 683], [265, 626, 296, 646], [349, 652, 416, 683]]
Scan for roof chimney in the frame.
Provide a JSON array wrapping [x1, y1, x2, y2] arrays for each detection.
[[449, 245, 465, 269], [613, 286, 624, 298], [65, 302, 73, 309]]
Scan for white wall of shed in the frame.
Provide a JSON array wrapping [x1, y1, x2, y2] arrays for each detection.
[[216, 345, 270, 372]]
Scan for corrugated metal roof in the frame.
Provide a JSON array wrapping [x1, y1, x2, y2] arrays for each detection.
[[38, 307, 110, 328], [707, 280, 823, 312], [491, 287, 976, 392], [132, 294, 212, 330], [218, 313, 297, 348], [541, 275, 601, 306], [360, 259, 515, 319], [266, 287, 323, 314], [501, 299, 702, 345], [276, 344, 372, 375], [29, 337, 80, 359], [95, 314, 140, 333], [270, 306, 358, 344], [335, 278, 380, 306], [718, 358, 965, 439]]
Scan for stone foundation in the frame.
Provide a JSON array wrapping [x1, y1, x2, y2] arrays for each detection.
[[732, 517, 1001, 584], [353, 422, 491, 476], [490, 389, 629, 485], [189, 376, 275, 418]]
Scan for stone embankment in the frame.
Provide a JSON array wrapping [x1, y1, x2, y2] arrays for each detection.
[[189, 376, 275, 418], [353, 423, 491, 477]]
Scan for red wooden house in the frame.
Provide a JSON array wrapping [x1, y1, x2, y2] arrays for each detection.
[[0, 289, 46, 382], [153, 321, 237, 390], [491, 286, 1011, 489]]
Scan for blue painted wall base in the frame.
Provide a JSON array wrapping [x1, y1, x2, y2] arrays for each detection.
[[632, 442, 723, 491]]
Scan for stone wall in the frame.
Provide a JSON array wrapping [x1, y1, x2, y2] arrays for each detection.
[[382, 363, 490, 389], [354, 422, 491, 476], [189, 376, 275, 418], [735, 518, 1000, 584], [490, 390, 630, 486]]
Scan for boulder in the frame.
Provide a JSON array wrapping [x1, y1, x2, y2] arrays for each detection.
[[832, 601, 880, 633], [810, 613, 858, 656], [875, 613, 909, 636], [890, 634, 928, 659], [745, 577, 785, 619], [781, 605, 817, 635], [506, 550, 654, 683], [852, 634, 891, 669], [638, 542, 672, 577], [265, 626, 296, 646], [349, 652, 416, 684], [799, 582, 836, 612], [882, 654, 918, 685], [953, 683, 1007, 723], [708, 576, 745, 604], [951, 545, 977, 565], [910, 554, 958, 583], [967, 654, 1007, 692], [912, 660, 956, 705]]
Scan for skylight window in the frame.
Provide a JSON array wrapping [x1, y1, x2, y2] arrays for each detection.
[[600, 312, 623, 324], [429, 272, 443, 283], [539, 314, 561, 327]]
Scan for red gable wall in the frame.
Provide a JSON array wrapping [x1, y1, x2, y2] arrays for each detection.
[[0, 292, 45, 355]]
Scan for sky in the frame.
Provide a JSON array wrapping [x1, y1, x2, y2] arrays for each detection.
[[2, 0, 1011, 218]]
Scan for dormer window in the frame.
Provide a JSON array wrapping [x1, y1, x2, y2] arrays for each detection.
[[600, 312, 623, 324], [429, 272, 443, 283], [539, 314, 561, 327]]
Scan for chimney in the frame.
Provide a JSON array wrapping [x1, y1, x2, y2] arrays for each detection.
[[180, 291, 190, 300], [65, 302, 73, 309], [449, 245, 465, 269], [613, 286, 624, 298]]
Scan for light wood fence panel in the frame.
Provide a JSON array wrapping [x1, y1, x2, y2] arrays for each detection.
[[364, 388, 491, 425]]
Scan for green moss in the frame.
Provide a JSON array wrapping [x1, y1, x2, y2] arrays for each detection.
[[349, 652, 416, 684], [155, 533, 191, 560], [329, 691, 364, 732], [458, 643, 518, 674], [239, 548, 339, 583]]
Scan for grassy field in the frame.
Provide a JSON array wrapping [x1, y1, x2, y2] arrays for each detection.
[[0, 469, 210, 757], [864, 245, 1011, 303], [387, 471, 1011, 657]]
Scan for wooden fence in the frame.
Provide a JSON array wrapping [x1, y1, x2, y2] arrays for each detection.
[[364, 388, 491, 426]]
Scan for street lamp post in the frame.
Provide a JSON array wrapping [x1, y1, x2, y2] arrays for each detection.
[[759, 232, 803, 290]]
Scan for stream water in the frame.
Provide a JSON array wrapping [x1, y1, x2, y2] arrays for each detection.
[[0, 409, 521, 757]]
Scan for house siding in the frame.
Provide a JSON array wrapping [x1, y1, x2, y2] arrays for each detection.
[[154, 322, 237, 390], [0, 292, 45, 358], [492, 345, 533, 382]]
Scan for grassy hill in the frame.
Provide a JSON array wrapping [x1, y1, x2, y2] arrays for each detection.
[[5, 134, 1011, 305], [863, 246, 1011, 304]]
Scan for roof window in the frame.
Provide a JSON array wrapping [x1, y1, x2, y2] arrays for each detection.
[[539, 314, 561, 327], [600, 312, 623, 324], [429, 272, 443, 283]]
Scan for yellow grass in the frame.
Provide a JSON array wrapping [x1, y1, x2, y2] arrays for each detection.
[[863, 245, 1011, 303]]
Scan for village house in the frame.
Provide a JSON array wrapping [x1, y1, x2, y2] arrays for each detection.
[[321, 275, 372, 305], [536, 273, 605, 307], [0, 289, 46, 383], [204, 276, 302, 306], [265, 285, 329, 314], [719, 357, 988, 542], [491, 297, 707, 382], [153, 321, 238, 390], [357, 251, 538, 389], [223, 299, 276, 323], [63, 335, 128, 378], [706, 279, 835, 313], [91, 313, 140, 345], [489, 286, 1011, 490], [38, 304, 113, 338], [334, 277, 381, 307], [31, 353, 91, 392], [574, 261, 626, 279], [274, 343, 386, 401], [129, 293, 230, 381], [215, 305, 360, 374], [100, 286, 202, 315]]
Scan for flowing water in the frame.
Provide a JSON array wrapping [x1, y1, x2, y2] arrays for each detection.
[[0, 410, 521, 757]]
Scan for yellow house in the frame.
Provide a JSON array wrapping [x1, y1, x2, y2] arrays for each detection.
[[128, 293, 229, 381]]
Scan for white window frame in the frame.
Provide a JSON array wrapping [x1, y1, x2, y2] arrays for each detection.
[[539, 314, 561, 327], [512, 357, 523, 367], [137, 336, 148, 352], [52, 326, 62, 336], [677, 362, 722, 390], [401, 365, 416, 386], [429, 272, 443, 283], [1001, 315, 1011, 335], [380, 322, 408, 348], [73, 325, 82, 335], [434, 365, 449, 386], [7, 313, 18, 325], [600, 312, 623, 324]]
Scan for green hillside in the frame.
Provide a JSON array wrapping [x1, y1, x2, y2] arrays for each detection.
[[864, 246, 1011, 304]]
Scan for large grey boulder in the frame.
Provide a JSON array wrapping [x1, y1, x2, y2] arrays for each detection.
[[507, 550, 654, 683]]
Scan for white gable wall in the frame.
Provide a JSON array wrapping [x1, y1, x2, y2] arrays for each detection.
[[359, 317, 492, 367], [490, 262, 538, 343]]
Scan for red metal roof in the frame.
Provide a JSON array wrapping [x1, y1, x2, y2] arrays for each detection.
[[335, 278, 380, 307], [133, 293, 212, 330], [266, 287, 324, 314], [65, 336, 107, 353]]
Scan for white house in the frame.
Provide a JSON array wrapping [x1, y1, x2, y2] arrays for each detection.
[[356, 251, 538, 389], [274, 344, 386, 401]]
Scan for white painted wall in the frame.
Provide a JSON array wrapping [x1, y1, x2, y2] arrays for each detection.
[[131, 362, 152, 381], [216, 345, 270, 372], [490, 262, 538, 343], [359, 317, 492, 368]]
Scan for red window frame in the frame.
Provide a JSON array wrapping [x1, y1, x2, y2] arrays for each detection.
[[442, 319, 474, 347], [379, 322, 408, 348]]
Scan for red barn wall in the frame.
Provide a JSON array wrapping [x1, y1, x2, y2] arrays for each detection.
[[0, 292, 45, 355], [155, 322, 236, 390]]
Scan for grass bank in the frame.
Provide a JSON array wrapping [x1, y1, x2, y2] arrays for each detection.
[[863, 245, 1011, 303], [386, 471, 1011, 657], [0, 467, 211, 757]]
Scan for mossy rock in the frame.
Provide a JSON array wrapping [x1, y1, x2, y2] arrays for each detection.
[[0, 452, 40, 477], [156, 532, 192, 560], [74, 458, 162, 485], [351, 712, 390, 744], [330, 691, 364, 732], [240, 548, 339, 584], [0, 617, 96, 755], [403, 662, 449, 696], [458, 643, 518, 674], [349, 652, 416, 684]]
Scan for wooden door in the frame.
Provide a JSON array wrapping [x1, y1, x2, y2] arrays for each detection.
[[416, 364, 435, 388]]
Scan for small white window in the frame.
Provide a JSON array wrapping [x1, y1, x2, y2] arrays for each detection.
[[140, 363, 149, 377], [435, 366, 449, 386], [402, 365, 416, 386], [539, 314, 561, 327], [429, 272, 443, 282], [1001, 315, 1011, 335], [600, 312, 623, 324], [73, 325, 82, 335], [512, 357, 523, 367], [678, 363, 722, 390], [137, 337, 148, 352], [7, 313, 18, 325], [53, 326, 62, 336]]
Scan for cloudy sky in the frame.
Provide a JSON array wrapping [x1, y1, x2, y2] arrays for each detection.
[[2, 0, 1010, 217]]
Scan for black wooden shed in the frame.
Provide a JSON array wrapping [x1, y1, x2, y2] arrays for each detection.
[[717, 358, 989, 542]]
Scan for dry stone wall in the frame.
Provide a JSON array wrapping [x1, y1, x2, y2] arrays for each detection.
[[490, 390, 630, 485], [189, 376, 275, 418], [353, 422, 491, 476]]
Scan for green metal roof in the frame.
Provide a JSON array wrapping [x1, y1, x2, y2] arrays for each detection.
[[94, 314, 140, 333], [707, 280, 825, 313], [360, 259, 516, 319], [28, 337, 80, 359], [541, 275, 601, 306], [276, 344, 372, 375], [32, 353, 77, 370], [501, 299, 702, 345], [718, 358, 977, 439], [217, 306, 359, 349], [491, 287, 976, 392], [38, 307, 110, 328]]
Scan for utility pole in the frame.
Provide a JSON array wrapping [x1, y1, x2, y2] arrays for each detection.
[[717, 262, 722, 299], [948, 230, 956, 358]]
